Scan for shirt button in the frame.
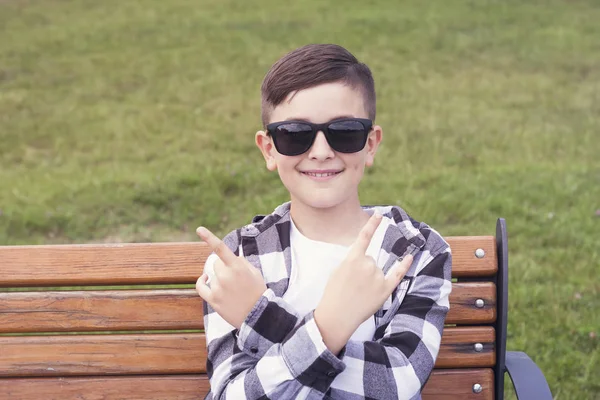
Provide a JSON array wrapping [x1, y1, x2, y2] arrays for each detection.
[[327, 371, 337, 377], [250, 347, 259, 354]]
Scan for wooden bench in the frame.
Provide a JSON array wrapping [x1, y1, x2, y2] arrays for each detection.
[[0, 219, 552, 399]]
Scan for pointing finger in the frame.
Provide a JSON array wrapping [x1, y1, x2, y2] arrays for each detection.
[[197, 226, 238, 267], [351, 212, 383, 255]]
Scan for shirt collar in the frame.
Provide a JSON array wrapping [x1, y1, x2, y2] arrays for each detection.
[[240, 202, 426, 259]]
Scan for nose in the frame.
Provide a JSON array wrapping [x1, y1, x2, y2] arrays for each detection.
[[307, 131, 334, 160]]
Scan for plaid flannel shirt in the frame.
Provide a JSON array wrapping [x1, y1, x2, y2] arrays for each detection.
[[203, 202, 452, 400]]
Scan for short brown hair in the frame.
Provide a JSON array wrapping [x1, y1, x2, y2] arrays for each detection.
[[261, 44, 376, 127]]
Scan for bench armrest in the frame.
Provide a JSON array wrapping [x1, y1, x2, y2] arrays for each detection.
[[505, 351, 552, 400]]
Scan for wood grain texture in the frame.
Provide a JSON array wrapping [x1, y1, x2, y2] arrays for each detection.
[[0, 284, 494, 333], [0, 242, 208, 287], [0, 289, 204, 333], [0, 375, 210, 400], [445, 236, 497, 277], [446, 282, 496, 324], [0, 327, 493, 377], [436, 327, 496, 368], [0, 369, 494, 400], [422, 369, 494, 400], [0, 236, 497, 287], [0, 333, 207, 377]]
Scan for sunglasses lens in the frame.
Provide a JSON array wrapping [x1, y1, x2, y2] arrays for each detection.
[[272, 123, 314, 156], [327, 120, 368, 153]]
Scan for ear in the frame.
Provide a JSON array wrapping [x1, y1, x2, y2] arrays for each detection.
[[364, 125, 383, 167], [255, 130, 278, 171]]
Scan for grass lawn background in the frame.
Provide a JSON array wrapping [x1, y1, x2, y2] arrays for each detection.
[[1, 0, 599, 398]]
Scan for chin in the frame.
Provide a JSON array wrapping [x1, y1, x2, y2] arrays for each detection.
[[294, 193, 346, 210]]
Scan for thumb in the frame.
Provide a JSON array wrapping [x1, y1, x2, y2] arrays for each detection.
[[195, 274, 213, 302], [384, 254, 414, 294]]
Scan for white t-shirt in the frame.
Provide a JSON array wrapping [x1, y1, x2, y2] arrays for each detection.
[[285, 216, 391, 400], [283, 216, 390, 342]]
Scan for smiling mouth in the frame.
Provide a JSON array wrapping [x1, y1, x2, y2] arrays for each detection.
[[301, 171, 343, 178]]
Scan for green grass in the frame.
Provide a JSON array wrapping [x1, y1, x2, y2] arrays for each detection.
[[1, 0, 599, 398]]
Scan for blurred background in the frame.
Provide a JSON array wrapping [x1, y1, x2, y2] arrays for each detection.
[[1, 0, 598, 398]]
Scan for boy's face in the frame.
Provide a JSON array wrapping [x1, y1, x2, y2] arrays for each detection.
[[256, 82, 383, 211]]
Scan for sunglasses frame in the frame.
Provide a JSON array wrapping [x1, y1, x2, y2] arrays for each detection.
[[266, 118, 373, 156]]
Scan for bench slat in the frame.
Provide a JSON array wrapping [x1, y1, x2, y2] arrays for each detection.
[[0, 283, 495, 333], [0, 334, 206, 377], [437, 327, 495, 368], [446, 236, 497, 277], [0, 243, 207, 287], [0, 328, 493, 377], [0, 375, 208, 400], [0, 289, 204, 333], [447, 282, 496, 324], [0, 369, 493, 400], [0, 237, 496, 287], [422, 368, 494, 400]]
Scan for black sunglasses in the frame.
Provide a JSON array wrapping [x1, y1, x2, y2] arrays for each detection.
[[266, 118, 373, 156]]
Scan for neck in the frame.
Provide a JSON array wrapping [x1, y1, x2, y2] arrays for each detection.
[[289, 197, 371, 246]]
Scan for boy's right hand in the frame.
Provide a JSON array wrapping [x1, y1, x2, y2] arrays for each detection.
[[314, 213, 414, 355], [195, 227, 267, 330]]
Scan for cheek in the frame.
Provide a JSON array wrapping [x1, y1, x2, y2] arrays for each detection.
[[335, 155, 365, 186], [345, 154, 367, 173], [277, 169, 300, 195], [274, 157, 299, 180]]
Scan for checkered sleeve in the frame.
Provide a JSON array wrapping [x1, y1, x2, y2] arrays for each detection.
[[205, 291, 347, 399], [327, 245, 452, 400], [203, 232, 346, 399]]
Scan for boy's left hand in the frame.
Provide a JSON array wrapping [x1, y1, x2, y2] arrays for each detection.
[[195, 227, 267, 329]]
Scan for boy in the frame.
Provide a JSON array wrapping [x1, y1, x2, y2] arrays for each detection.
[[196, 44, 452, 399]]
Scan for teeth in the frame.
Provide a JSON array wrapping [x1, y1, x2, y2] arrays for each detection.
[[304, 172, 339, 177]]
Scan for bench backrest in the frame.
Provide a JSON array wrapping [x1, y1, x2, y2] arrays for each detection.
[[0, 220, 508, 400]]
